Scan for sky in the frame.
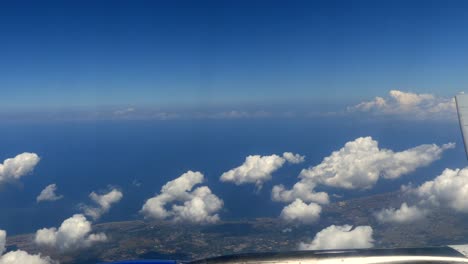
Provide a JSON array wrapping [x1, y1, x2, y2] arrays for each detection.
[[2, 1, 468, 263], [1, 0, 468, 110]]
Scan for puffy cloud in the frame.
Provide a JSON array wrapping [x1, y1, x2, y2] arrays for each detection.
[[0, 230, 5, 255], [280, 199, 321, 224], [272, 137, 453, 207], [299, 225, 374, 250], [141, 171, 223, 224], [272, 181, 330, 204], [36, 184, 63, 202], [171, 186, 224, 223], [348, 90, 456, 120], [82, 189, 123, 220], [282, 152, 305, 164], [0, 250, 55, 264], [414, 168, 468, 212], [1, 251, 52, 264], [375, 203, 427, 223], [0, 153, 40, 184], [220, 153, 305, 188], [34, 214, 107, 251], [220, 155, 285, 187], [377, 168, 468, 224], [0, 230, 55, 264], [301, 137, 452, 190]]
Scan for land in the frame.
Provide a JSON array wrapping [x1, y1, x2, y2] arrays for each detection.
[[6, 191, 468, 264]]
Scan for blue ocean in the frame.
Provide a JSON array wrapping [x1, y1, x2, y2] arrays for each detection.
[[0, 117, 464, 235]]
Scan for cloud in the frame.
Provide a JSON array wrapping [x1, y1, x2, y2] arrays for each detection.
[[36, 184, 63, 202], [375, 202, 427, 223], [113, 107, 135, 116], [272, 137, 453, 223], [348, 90, 456, 120], [220, 155, 285, 188], [280, 199, 321, 224], [272, 137, 453, 207], [0, 250, 55, 264], [35, 214, 107, 251], [82, 189, 123, 220], [272, 181, 330, 204], [377, 167, 468, 224], [220, 152, 305, 188], [299, 225, 374, 250], [414, 168, 468, 212], [0, 153, 40, 184], [194, 110, 272, 120], [282, 152, 305, 164], [141, 171, 223, 224], [301, 137, 453, 190], [0, 230, 55, 264]]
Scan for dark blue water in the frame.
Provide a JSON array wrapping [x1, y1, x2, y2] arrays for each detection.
[[0, 117, 464, 235]]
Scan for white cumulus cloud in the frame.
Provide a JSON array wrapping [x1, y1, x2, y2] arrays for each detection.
[[272, 181, 330, 204], [34, 214, 107, 251], [141, 171, 223, 224], [0, 230, 55, 264], [0, 153, 40, 184], [82, 188, 123, 220], [375, 202, 427, 224], [348, 90, 456, 120], [377, 167, 468, 223], [0, 250, 55, 264], [220, 155, 285, 188], [280, 199, 321, 224], [414, 168, 468, 212], [299, 225, 374, 250], [272, 137, 453, 206], [220, 152, 305, 188], [282, 152, 305, 164], [36, 184, 63, 202], [302, 137, 452, 190]]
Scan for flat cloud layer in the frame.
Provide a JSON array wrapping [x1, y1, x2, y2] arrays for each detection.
[[0, 153, 40, 184], [141, 171, 223, 224], [299, 225, 374, 250], [36, 184, 63, 202], [348, 90, 456, 120], [220, 152, 304, 188], [35, 214, 107, 251], [0, 230, 54, 264], [280, 199, 321, 224], [83, 189, 123, 220], [375, 202, 426, 223]]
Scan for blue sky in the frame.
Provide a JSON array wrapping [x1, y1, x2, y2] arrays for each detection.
[[1, 0, 468, 109]]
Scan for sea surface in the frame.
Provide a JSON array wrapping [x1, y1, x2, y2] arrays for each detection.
[[0, 117, 464, 235]]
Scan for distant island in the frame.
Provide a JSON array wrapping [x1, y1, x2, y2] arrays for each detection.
[[5, 191, 468, 264]]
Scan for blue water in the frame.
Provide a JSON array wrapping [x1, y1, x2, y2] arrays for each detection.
[[0, 117, 464, 235]]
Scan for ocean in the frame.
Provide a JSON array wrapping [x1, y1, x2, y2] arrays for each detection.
[[0, 117, 464, 235]]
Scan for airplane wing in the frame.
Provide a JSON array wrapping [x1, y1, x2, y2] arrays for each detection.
[[100, 246, 468, 264], [456, 94, 468, 158]]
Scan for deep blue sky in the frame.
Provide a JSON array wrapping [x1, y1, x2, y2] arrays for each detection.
[[1, 0, 468, 109]]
